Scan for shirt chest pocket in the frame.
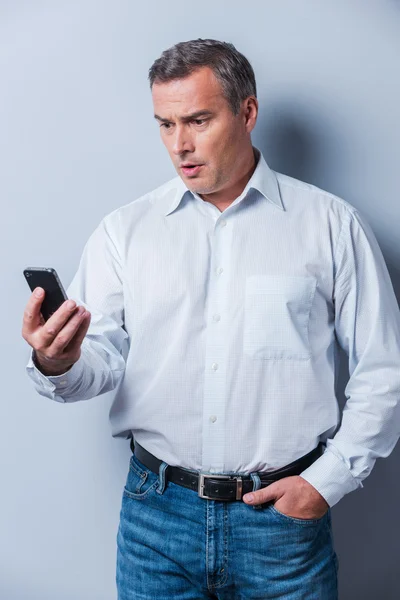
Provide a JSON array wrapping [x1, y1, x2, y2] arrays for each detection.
[[243, 275, 317, 360]]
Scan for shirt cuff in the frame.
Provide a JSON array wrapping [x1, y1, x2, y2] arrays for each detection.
[[299, 446, 362, 507], [26, 347, 85, 402]]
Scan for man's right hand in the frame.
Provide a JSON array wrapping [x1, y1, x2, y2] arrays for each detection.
[[21, 287, 91, 376]]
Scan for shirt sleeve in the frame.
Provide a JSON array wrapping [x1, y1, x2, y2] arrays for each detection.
[[300, 207, 400, 507], [25, 212, 129, 403]]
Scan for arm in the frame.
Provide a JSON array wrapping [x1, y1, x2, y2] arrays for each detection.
[[26, 212, 129, 403], [299, 207, 400, 507]]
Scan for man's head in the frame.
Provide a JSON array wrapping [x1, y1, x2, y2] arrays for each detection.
[[149, 39, 258, 198]]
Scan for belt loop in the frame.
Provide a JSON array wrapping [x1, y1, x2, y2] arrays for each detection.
[[250, 472, 263, 510], [250, 472, 261, 491], [156, 461, 169, 495]]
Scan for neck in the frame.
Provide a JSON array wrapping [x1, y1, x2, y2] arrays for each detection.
[[199, 146, 258, 207]]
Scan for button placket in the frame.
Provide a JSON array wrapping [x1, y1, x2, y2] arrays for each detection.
[[201, 216, 232, 473]]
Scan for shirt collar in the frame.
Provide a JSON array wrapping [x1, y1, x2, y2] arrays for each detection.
[[161, 147, 284, 216]]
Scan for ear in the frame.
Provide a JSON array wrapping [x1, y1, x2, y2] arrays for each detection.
[[243, 96, 258, 133]]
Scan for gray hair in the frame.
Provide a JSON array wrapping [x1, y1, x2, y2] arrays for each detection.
[[148, 38, 257, 115]]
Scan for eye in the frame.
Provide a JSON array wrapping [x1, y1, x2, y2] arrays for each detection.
[[193, 119, 206, 125], [160, 122, 172, 129]]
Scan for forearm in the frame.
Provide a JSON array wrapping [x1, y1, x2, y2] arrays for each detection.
[[26, 336, 127, 403]]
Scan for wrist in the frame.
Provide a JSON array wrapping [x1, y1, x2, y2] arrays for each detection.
[[32, 350, 74, 376]]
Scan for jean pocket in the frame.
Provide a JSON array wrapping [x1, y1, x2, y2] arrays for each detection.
[[243, 274, 317, 360], [269, 504, 330, 526], [123, 454, 160, 500]]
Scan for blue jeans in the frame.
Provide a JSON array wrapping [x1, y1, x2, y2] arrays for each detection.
[[116, 452, 339, 599]]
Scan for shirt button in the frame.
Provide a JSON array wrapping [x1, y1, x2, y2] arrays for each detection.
[[220, 220, 227, 227], [212, 314, 221, 322], [216, 267, 224, 275], [211, 362, 219, 371], [210, 415, 217, 423], [59, 380, 67, 386]]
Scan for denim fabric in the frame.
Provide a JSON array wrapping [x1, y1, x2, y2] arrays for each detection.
[[116, 453, 338, 599]]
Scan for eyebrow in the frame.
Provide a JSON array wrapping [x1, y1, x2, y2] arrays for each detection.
[[154, 110, 214, 123]]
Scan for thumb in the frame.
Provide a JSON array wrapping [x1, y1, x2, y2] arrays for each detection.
[[243, 481, 281, 505]]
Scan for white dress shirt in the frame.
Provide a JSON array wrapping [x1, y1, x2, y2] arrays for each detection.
[[26, 147, 400, 508]]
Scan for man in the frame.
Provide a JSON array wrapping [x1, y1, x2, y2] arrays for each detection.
[[22, 39, 400, 599]]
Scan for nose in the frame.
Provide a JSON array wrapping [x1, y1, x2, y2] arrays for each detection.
[[172, 125, 194, 156]]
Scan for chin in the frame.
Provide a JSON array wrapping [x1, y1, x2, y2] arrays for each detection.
[[191, 188, 211, 195], [189, 183, 215, 195]]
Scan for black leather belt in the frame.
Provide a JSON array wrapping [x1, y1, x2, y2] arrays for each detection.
[[130, 438, 324, 501]]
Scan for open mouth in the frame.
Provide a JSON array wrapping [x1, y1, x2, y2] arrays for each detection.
[[181, 164, 203, 176]]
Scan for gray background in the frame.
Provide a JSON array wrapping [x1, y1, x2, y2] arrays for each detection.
[[2, 0, 400, 598]]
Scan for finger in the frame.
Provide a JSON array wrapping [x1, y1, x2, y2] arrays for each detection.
[[47, 307, 89, 354], [243, 481, 281, 505], [61, 310, 91, 354], [39, 300, 78, 347], [22, 288, 47, 336]]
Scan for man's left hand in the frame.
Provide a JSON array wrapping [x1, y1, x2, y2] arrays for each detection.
[[242, 475, 329, 519]]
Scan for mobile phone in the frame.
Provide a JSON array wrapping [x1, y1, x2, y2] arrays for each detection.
[[23, 267, 69, 321]]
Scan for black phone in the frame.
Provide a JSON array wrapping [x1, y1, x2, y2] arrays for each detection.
[[23, 267, 69, 321]]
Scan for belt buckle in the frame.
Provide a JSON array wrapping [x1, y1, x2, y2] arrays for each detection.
[[198, 473, 243, 500]]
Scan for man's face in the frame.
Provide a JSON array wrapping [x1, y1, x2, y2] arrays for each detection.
[[152, 66, 255, 196]]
